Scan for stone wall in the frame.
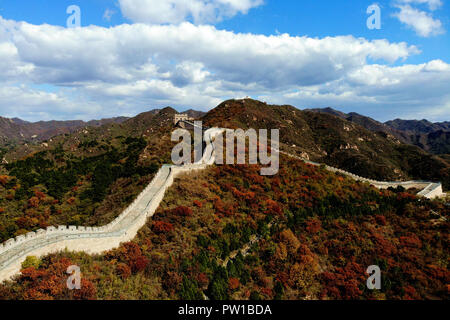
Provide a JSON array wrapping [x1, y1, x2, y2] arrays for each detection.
[[0, 128, 223, 282], [279, 150, 445, 199]]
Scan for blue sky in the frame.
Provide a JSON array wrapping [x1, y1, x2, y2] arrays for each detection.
[[0, 0, 449, 121]]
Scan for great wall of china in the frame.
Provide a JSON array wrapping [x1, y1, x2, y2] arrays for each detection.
[[0, 126, 446, 282], [278, 150, 446, 200]]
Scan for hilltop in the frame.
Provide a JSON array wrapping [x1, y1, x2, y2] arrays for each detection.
[[308, 108, 450, 155], [203, 99, 450, 189], [0, 116, 128, 147]]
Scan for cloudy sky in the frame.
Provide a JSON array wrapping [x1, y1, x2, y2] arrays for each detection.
[[0, 0, 448, 122]]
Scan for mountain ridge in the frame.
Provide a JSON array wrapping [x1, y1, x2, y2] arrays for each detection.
[[306, 107, 450, 155], [202, 99, 450, 189], [0, 116, 129, 146]]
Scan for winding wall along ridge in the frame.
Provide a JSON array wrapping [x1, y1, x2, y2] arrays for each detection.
[[0, 128, 224, 282], [277, 150, 445, 199], [0, 128, 445, 281]]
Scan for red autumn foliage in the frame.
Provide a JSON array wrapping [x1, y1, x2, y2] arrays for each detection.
[[399, 234, 422, 249], [247, 173, 264, 185], [120, 242, 149, 273], [193, 200, 203, 208], [73, 279, 97, 300], [306, 218, 322, 234], [260, 287, 273, 298], [27, 197, 40, 208], [197, 272, 209, 288], [20, 267, 47, 281], [173, 206, 193, 217], [375, 215, 387, 226], [213, 197, 235, 216], [397, 192, 416, 201], [425, 265, 449, 281], [228, 277, 240, 290], [162, 271, 183, 294], [232, 187, 256, 201], [213, 197, 224, 214], [17, 257, 98, 300], [0, 175, 9, 186], [152, 221, 174, 234], [132, 256, 149, 273], [320, 262, 365, 300], [34, 190, 46, 200], [275, 270, 289, 284], [116, 263, 131, 279], [265, 199, 282, 216], [403, 286, 421, 300]]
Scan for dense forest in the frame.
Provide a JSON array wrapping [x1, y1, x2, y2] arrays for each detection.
[[0, 137, 159, 243], [0, 155, 447, 300], [0, 107, 181, 245]]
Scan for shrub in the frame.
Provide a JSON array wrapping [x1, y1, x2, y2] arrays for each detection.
[[73, 279, 97, 300], [27, 197, 40, 208], [116, 263, 131, 279], [228, 277, 240, 291], [21, 256, 42, 270], [0, 175, 10, 186], [132, 256, 149, 273], [173, 206, 193, 217], [152, 221, 174, 234]]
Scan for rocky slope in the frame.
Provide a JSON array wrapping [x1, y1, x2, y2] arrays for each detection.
[[203, 99, 450, 189], [308, 108, 450, 155]]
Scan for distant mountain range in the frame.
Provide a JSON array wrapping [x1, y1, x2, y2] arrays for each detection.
[[306, 107, 450, 155], [0, 109, 206, 147], [0, 116, 129, 146], [203, 99, 449, 189], [0, 101, 448, 189]]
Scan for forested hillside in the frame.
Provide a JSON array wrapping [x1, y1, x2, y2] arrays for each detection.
[[0, 116, 128, 148], [0, 108, 180, 243], [203, 99, 450, 189], [0, 156, 447, 300], [308, 108, 450, 156], [0, 99, 448, 301]]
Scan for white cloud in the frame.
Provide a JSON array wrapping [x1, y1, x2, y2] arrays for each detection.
[[277, 60, 450, 121], [0, 18, 417, 86], [393, 5, 444, 37], [395, 0, 443, 11], [0, 17, 448, 122], [118, 0, 264, 24], [0, 85, 104, 121]]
